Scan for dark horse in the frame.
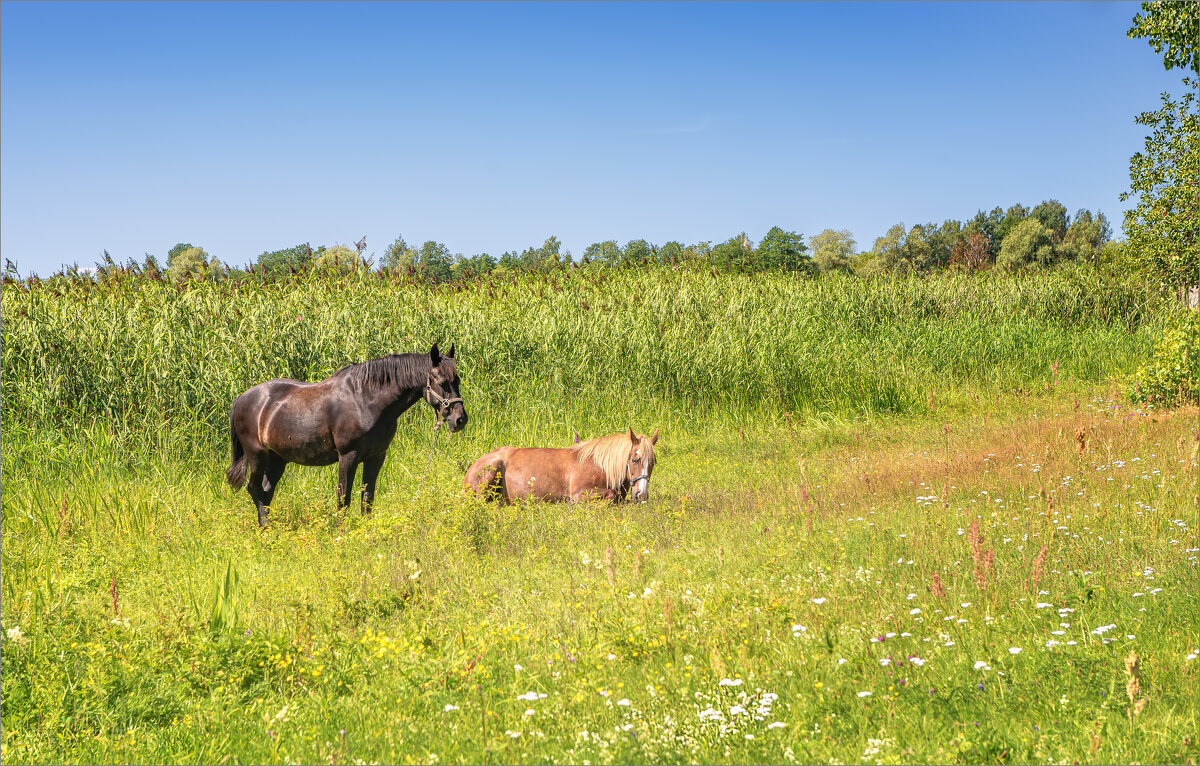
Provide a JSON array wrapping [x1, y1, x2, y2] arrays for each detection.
[[227, 343, 467, 526]]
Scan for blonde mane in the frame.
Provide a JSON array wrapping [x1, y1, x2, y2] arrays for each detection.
[[570, 432, 656, 490]]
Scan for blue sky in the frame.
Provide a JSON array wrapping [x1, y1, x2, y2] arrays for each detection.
[[0, 1, 1185, 274]]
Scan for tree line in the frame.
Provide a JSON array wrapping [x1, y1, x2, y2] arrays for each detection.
[[50, 197, 1122, 288]]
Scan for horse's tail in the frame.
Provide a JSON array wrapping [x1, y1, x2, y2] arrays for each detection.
[[226, 407, 248, 490]]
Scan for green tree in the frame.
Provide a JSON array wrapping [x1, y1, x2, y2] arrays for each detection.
[[257, 243, 313, 275], [166, 242, 194, 268], [755, 227, 813, 272], [166, 245, 212, 281], [710, 233, 754, 271], [521, 235, 567, 270], [1123, 87, 1199, 289], [622, 239, 654, 265], [865, 223, 911, 274], [416, 241, 454, 282], [1122, 1, 1199, 291], [995, 204, 1031, 247], [930, 220, 965, 270], [1058, 210, 1112, 263], [453, 253, 497, 279], [1030, 200, 1069, 241], [966, 207, 1005, 260], [656, 241, 684, 265], [1128, 0, 1199, 75], [998, 218, 1054, 270], [382, 236, 418, 273], [313, 244, 360, 273], [808, 229, 857, 273], [583, 240, 622, 266]]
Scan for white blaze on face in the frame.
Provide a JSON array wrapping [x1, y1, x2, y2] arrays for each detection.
[[632, 445, 650, 499]]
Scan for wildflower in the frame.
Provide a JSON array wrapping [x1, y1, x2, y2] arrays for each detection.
[[857, 691, 873, 698], [5, 626, 24, 643], [516, 692, 547, 701], [909, 657, 927, 666], [1035, 603, 1054, 609], [768, 722, 787, 729], [729, 705, 746, 715], [1009, 647, 1022, 655], [617, 699, 630, 707], [524, 709, 535, 716], [443, 704, 459, 712], [718, 678, 743, 687], [812, 597, 827, 605], [973, 661, 990, 670], [909, 608, 921, 615], [514, 664, 524, 672]]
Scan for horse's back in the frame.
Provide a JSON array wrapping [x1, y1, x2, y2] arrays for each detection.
[[480, 446, 582, 501], [232, 377, 340, 465]]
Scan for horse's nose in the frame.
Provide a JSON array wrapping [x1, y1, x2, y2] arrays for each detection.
[[451, 411, 467, 432]]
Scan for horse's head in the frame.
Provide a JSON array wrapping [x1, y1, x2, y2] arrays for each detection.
[[425, 343, 467, 432], [626, 427, 659, 502]]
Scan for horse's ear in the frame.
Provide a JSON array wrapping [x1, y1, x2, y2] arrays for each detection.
[[447, 343, 455, 359], [628, 427, 637, 444], [650, 429, 659, 445], [429, 343, 442, 367]]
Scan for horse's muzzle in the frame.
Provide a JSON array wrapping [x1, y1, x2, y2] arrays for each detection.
[[448, 409, 468, 433], [630, 476, 649, 502]]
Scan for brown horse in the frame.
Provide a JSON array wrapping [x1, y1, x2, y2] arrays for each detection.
[[227, 343, 467, 527], [464, 428, 659, 504]]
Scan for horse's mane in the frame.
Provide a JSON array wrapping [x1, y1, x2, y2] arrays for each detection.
[[570, 432, 655, 491], [338, 353, 440, 392]]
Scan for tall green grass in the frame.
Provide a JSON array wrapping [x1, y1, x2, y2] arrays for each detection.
[[1, 267, 1168, 444]]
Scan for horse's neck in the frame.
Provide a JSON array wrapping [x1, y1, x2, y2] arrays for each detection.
[[376, 384, 424, 419], [367, 355, 429, 418]]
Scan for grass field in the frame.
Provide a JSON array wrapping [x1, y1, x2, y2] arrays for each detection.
[[2, 269, 1197, 764]]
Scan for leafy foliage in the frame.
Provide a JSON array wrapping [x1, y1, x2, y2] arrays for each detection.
[[1120, 86, 1199, 290], [1127, 0, 1199, 76], [166, 245, 218, 282], [1130, 307, 1199, 408], [998, 219, 1055, 271], [1122, 1, 1200, 290], [809, 229, 857, 274], [256, 244, 313, 275]]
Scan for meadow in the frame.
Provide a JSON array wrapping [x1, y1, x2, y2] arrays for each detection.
[[2, 267, 1196, 764]]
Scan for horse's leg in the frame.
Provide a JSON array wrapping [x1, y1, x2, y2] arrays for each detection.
[[246, 457, 271, 527], [260, 456, 287, 524], [571, 487, 618, 503], [359, 453, 386, 515], [336, 453, 357, 513], [568, 474, 618, 504]]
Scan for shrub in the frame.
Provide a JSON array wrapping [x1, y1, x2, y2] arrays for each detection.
[[1130, 306, 1199, 408]]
